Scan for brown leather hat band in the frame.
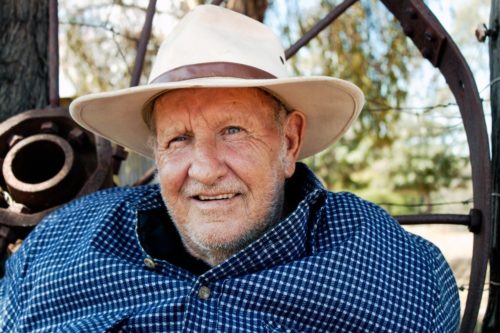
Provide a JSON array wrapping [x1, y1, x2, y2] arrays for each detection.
[[150, 62, 277, 83]]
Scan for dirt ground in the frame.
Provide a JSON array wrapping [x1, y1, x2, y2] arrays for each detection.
[[403, 224, 489, 330]]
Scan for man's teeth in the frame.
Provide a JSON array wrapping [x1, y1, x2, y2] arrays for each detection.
[[198, 193, 236, 201]]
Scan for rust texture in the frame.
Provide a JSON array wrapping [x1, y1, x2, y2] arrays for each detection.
[[395, 213, 471, 226], [3, 133, 80, 210], [48, 0, 59, 107], [0, 108, 113, 250], [130, 0, 157, 87]]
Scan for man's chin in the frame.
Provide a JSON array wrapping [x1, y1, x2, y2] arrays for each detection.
[[196, 230, 251, 251], [179, 229, 256, 266], [188, 225, 260, 253]]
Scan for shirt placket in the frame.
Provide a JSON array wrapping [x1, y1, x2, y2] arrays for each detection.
[[182, 277, 221, 332]]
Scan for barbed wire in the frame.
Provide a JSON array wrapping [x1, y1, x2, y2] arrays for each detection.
[[60, 19, 133, 77], [111, 30, 132, 77], [365, 101, 458, 114], [479, 76, 500, 94], [364, 98, 492, 120], [459, 284, 489, 292], [60, 21, 136, 41], [377, 198, 473, 208]]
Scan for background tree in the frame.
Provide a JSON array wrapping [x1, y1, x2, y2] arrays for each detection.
[[0, 0, 49, 120], [225, 0, 268, 21], [0, 0, 50, 276]]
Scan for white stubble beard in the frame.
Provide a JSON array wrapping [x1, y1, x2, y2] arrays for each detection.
[[160, 142, 289, 267]]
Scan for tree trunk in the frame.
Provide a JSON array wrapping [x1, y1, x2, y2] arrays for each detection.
[[226, 0, 268, 22], [0, 0, 49, 121], [483, 0, 500, 330], [0, 0, 49, 276]]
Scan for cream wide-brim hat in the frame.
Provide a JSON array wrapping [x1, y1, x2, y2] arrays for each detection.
[[69, 4, 365, 160]]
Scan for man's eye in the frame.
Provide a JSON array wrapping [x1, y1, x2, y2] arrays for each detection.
[[168, 135, 189, 147], [224, 127, 242, 135]]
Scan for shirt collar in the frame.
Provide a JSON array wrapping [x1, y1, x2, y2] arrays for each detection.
[[135, 162, 326, 278]]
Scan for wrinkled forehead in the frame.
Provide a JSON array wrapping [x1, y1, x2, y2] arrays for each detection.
[[154, 87, 280, 111], [144, 87, 285, 132]]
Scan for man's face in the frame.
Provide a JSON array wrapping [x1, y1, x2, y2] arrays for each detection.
[[153, 87, 304, 265]]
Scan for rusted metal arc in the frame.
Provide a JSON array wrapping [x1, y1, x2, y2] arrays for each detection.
[[48, 0, 59, 107], [130, 0, 157, 87], [284, 0, 359, 60], [396, 214, 470, 226], [379, 1, 491, 332]]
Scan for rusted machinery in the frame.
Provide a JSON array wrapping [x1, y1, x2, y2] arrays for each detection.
[[0, 0, 157, 264], [0, 108, 113, 261]]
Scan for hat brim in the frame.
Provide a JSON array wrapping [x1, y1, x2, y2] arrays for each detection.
[[69, 76, 364, 160]]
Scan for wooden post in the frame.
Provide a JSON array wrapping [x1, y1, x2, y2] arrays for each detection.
[[483, 0, 500, 331]]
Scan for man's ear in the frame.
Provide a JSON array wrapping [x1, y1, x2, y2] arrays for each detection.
[[282, 110, 306, 178]]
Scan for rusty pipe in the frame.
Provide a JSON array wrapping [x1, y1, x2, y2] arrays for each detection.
[[48, 0, 59, 107], [285, 0, 359, 59], [130, 0, 157, 87], [114, 0, 158, 176], [2, 134, 81, 211]]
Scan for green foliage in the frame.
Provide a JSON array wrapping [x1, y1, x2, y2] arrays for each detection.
[[270, 0, 414, 189]]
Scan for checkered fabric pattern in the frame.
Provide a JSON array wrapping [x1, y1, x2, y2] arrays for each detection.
[[0, 163, 459, 332]]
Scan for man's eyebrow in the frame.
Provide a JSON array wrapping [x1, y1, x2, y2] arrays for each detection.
[[157, 124, 191, 138], [212, 113, 260, 129]]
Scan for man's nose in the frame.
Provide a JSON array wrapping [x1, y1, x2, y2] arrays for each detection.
[[188, 139, 228, 185]]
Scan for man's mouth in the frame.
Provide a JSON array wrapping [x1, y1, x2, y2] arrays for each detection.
[[194, 193, 239, 201]]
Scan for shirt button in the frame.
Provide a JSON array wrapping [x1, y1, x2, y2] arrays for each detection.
[[144, 257, 156, 270], [198, 286, 211, 300]]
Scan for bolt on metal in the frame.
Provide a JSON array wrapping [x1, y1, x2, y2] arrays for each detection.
[[476, 23, 498, 43]]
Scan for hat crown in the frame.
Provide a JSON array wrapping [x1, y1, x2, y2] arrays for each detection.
[[148, 5, 289, 83]]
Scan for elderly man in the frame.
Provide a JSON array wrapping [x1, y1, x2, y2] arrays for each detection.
[[0, 5, 459, 332]]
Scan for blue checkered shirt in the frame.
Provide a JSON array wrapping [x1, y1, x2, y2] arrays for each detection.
[[0, 163, 459, 332]]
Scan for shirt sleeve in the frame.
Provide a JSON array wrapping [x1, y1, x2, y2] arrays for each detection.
[[0, 248, 24, 331], [0, 216, 47, 331], [426, 240, 461, 332]]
